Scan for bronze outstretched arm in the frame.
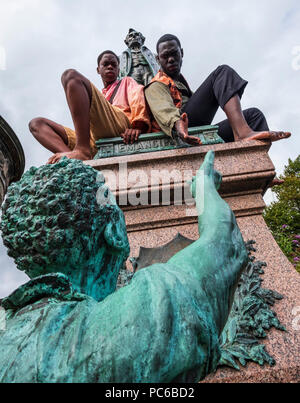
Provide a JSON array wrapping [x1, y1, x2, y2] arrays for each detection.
[[86, 151, 248, 381], [0, 151, 248, 383], [85, 151, 248, 383], [168, 150, 248, 335]]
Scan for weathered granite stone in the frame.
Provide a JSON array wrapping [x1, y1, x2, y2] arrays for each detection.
[[88, 140, 300, 383]]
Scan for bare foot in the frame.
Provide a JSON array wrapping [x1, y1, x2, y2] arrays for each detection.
[[47, 148, 92, 164], [241, 130, 291, 142]]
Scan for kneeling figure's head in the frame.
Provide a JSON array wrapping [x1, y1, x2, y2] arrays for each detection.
[[1, 158, 129, 301]]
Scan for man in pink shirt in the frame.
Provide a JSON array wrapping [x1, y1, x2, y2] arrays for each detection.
[[29, 51, 151, 163]]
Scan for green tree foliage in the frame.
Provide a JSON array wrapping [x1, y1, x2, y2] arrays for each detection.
[[263, 155, 300, 272]]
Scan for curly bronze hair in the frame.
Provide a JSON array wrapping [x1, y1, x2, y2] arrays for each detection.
[[1, 158, 129, 280]]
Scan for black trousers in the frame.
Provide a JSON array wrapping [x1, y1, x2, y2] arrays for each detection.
[[182, 65, 269, 143]]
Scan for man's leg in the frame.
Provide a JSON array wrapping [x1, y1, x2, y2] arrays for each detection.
[[217, 108, 284, 187], [182, 65, 290, 142], [56, 69, 92, 160], [223, 95, 290, 142], [216, 107, 269, 143], [182, 65, 248, 127], [45, 69, 93, 164], [29, 117, 70, 153], [30, 69, 93, 164]]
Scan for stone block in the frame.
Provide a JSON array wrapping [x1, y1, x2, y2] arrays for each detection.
[[87, 140, 300, 383]]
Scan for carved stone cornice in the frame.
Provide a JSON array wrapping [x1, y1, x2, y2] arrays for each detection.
[[0, 116, 25, 204]]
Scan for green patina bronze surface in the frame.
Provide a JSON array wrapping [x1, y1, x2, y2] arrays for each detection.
[[0, 116, 25, 205], [0, 152, 253, 382], [119, 28, 159, 86], [1, 159, 129, 302], [218, 240, 285, 370], [94, 126, 223, 159], [124, 237, 285, 370]]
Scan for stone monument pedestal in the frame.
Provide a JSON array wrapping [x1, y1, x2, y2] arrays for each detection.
[[0, 116, 25, 205], [87, 139, 300, 383]]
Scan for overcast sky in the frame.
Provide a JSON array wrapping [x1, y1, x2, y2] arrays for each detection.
[[0, 0, 299, 297]]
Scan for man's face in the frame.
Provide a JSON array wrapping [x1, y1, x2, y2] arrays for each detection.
[[97, 54, 119, 85], [157, 40, 183, 79], [125, 30, 144, 48]]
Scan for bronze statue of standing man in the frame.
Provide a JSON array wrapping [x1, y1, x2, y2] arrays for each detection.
[[119, 28, 159, 86]]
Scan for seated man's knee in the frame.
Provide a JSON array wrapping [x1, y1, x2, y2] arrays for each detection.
[[243, 107, 269, 131], [29, 117, 46, 136], [216, 64, 232, 73], [244, 107, 265, 119], [61, 68, 80, 87]]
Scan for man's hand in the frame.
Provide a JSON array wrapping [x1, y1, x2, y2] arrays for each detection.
[[174, 113, 202, 146], [47, 148, 92, 164], [120, 128, 141, 145]]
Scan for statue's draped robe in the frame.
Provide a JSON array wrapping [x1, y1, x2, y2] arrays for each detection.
[[119, 47, 159, 82], [0, 264, 220, 383]]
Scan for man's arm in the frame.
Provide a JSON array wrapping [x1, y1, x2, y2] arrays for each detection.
[[121, 77, 150, 144], [145, 82, 201, 146], [168, 151, 248, 334], [87, 152, 246, 382], [145, 82, 181, 137]]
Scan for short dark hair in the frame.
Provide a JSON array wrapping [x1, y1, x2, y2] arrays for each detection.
[[156, 34, 182, 54], [97, 50, 120, 66]]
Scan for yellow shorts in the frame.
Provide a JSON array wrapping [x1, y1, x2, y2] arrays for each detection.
[[63, 81, 131, 157]]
